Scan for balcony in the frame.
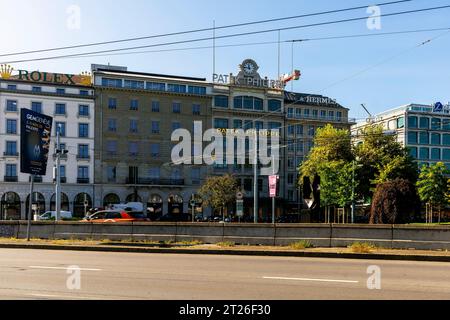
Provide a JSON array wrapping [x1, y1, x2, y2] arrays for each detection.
[[4, 176, 18, 182], [53, 154, 68, 160], [77, 178, 90, 184], [3, 152, 19, 157], [76, 155, 91, 161], [125, 178, 185, 186]]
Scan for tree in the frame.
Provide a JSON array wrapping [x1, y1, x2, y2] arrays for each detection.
[[300, 124, 353, 179], [355, 124, 412, 202], [198, 174, 238, 217], [417, 162, 449, 222], [370, 178, 420, 224], [317, 160, 354, 208]]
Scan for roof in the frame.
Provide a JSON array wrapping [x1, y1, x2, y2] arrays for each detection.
[[284, 91, 347, 109], [94, 68, 207, 82]]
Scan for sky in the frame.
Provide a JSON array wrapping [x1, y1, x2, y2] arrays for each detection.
[[1, 0, 449, 121]]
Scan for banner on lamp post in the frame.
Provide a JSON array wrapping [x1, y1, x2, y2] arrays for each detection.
[[269, 175, 279, 198]]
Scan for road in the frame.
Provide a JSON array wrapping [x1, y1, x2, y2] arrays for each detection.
[[0, 248, 449, 300]]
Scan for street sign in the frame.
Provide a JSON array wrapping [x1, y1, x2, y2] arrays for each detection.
[[269, 175, 279, 198], [236, 200, 244, 217], [236, 191, 244, 200]]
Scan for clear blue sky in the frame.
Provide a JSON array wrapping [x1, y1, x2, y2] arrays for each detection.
[[1, 0, 449, 120]]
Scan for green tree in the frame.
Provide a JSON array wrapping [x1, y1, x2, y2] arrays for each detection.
[[374, 154, 419, 185], [354, 124, 412, 202], [319, 160, 354, 208], [417, 162, 449, 222], [198, 174, 238, 217]]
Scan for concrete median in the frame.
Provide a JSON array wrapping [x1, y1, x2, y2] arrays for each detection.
[[223, 223, 276, 245], [275, 224, 331, 247], [132, 222, 177, 242], [331, 224, 393, 248], [393, 225, 450, 250], [175, 223, 224, 243]]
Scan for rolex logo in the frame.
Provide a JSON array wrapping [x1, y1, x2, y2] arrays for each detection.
[[0, 64, 13, 79], [79, 71, 92, 86]]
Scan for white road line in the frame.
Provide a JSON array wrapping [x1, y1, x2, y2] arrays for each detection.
[[28, 266, 102, 271], [263, 276, 359, 284], [29, 293, 98, 300]]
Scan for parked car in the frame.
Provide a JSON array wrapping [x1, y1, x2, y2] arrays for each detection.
[[157, 213, 192, 222], [39, 211, 73, 221], [110, 202, 144, 213], [82, 210, 149, 223]]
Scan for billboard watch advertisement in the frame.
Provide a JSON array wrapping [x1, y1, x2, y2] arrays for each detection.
[[20, 109, 53, 176]]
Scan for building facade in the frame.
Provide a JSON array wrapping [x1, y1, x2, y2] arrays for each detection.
[[0, 68, 95, 219], [351, 103, 450, 169], [92, 65, 212, 219]]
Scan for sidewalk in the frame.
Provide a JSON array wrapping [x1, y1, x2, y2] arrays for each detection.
[[0, 238, 449, 262]]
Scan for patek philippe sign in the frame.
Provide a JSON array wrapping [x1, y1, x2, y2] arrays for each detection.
[[213, 59, 284, 89], [20, 109, 53, 176]]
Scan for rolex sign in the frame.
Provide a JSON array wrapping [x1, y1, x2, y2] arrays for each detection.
[[20, 109, 53, 176]]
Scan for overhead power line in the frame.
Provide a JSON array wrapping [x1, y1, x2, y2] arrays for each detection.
[[3, 4, 450, 64], [0, 0, 413, 58]]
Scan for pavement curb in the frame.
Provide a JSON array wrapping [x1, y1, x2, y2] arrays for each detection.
[[0, 243, 450, 263]]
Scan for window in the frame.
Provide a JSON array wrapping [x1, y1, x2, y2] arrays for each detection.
[[108, 119, 117, 132], [55, 122, 66, 137], [268, 100, 282, 112], [191, 168, 201, 184], [419, 117, 429, 129], [288, 140, 295, 152], [308, 125, 315, 136], [288, 157, 295, 168], [419, 132, 429, 145], [5, 141, 17, 156], [146, 82, 165, 91], [5, 164, 17, 177], [443, 149, 450, 161], [234, 96, 263, 111], [431, 148, 441, 160], [80, 90, 89, 96], [107, 166, 116, 182], [172, 122, 181, 131], [304, 109, 310, 117], [328, 111, 334, 119], [151, 101, 160, 112], [297, 140, 304, 153], [288, 125, 295, 136], [149, 167, 160, 179], [408, 131, 418, 144], [32, 86, 42, 93], [320, 110, 326, 119], [244, 179, 252, 192], [6, 100, 17, 112], [172, 102, 181, 114], [214, 95, 228, 108], [130, 99, 139, 111], [268, 122, 281, 130], [255, 121, 264, 130], [124, 80, 144, 89], [78, 123, 89, 138], [419, 147, 429, 160], [192, 104, 201, 115], [7, 84, 16, 90], [336, 111, 342, 121], [397, 117, 405, 129], [78, 144, 89, 158], [151, 121, 160, 134], [108, 98, 117, 109], [214, 118, 228, 129], [288, 174, 294, 185], [56, 88, 65, 95], [102, 78, 122, 88], [31, 102, 42, 113], [244, 120, 253, 130], [129, 142, 139, 156], [107, 141, 117, 154], [60, 165, 66, 178], [151, 144, 160, 157], [295, 109, 301, 119], [409, 147, 418, 159], [443, 119, 450, 131], [296, 125, 303, 135], [233, 120, 242, 129], [254, 98, 263, 111], [431, 133, 441, 145], [431, 118, 441, 130], [188, 86, 206, 95], [287, 108, 294, 118], [130, 120, 138, 133], [6, 119, 17, 134], [408, 116, 418, 128], [443, 134, 450, 146], [55, 103, 66, 115], [78, 105, 89, 117], [167, 84, 186, 93], [77, 166, 89, 179]]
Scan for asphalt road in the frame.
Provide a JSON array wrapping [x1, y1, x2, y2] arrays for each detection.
[[0, 248, 449, 300]]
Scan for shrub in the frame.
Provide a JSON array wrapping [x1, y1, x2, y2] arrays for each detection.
[[349, 242, 376, 253], [216, 241, 235, 247], [289, 240, 314, 250]]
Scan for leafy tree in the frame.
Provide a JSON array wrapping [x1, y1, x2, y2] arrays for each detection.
[[417, 162, 449, 221], [198, 174, 238, 217], [300, 124, 353, 179], [374, 154, 419, 185], [317, 160, 354, 208], [355, 124, 412, 202], [370, 178, 420, 224]]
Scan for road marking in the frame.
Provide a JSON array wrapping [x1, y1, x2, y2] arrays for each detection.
[[29, 293, 98, 300], [263, 276, 359, 284], [28, 266, 101, 271]]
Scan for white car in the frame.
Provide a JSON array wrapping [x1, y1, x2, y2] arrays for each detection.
[[38, 211, 73, 220]]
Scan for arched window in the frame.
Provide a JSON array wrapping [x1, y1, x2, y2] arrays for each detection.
[[214, 95, 229, 108], [126, 194, 142, 203], [233, 96, 264, 111], [268, 99, 282, 112], [168, 194, 183, 215], [50, 193, 70, 211], [147, 194, 163, 220], [73, 193, 92, 217], [25, 192, 46, 217], [103, 193, 120, 208], [1, 192, 21, 220]]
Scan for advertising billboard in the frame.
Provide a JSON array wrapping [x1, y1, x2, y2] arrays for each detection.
[[20, 109, 53, 176]]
